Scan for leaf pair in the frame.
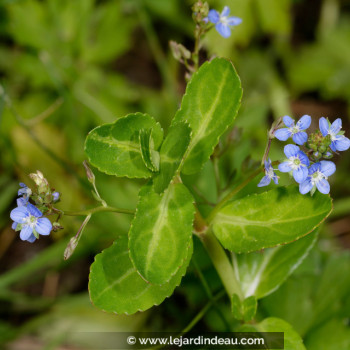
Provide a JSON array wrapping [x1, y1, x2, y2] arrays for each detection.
[[85, 58, 243, 181]]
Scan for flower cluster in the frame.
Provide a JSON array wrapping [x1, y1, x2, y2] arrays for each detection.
[[10, 171, 61, 243], [259, 116, 350, 195]]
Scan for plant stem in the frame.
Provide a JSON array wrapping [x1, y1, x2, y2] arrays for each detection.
[[198, 229, 243, 300], [180, 289, 226, 334], [207, 167, 263, 223], [60, 206, 135, 217], [192, 258, 232, 331]]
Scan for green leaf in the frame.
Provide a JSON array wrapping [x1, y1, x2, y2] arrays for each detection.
[[231, 294, 257, 322], [139, 128, 159, 172], [305, 319, 350, 350], [85, 113, 163, 178], [153, 122, 191, 193], [235, 230, 318, 299], [212, 186, 332, 253], [239, 317, 306, 350], [129, 182, 195, 285], [172, 57, 242, 175], [89, 235, 193, 314]]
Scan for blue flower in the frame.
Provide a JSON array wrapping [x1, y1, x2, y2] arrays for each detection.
[[319, 117, 350, 152], [52, 191, 60, 202], [274, 115, 311, 145], [10, 203, 52, 243], [18, 182, 31, 199], [206, 6, 242, 38], [258, 159, 279, 187], [278, 144, 310, 183], [299, 161, 336, 195]]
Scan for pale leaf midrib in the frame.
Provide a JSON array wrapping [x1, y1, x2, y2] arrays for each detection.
[[180, 67, 230, 168], [144, 188, 172, 276], [95, 267, 135, 301], [216, 210, 326, 228], [90, 133, 141, 153]]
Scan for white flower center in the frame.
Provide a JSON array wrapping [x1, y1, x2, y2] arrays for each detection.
[[266, 167, 275, 179], [288, 156, 303, 170], [220, 16, 228, 25], [311, 171, 326, 186], [24, 215, 38, 229], [288, 125, 300, 135]]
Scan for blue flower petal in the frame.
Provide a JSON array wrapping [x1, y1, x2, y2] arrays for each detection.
[[316, 179, 330, 194], [320, 161, 336, 177], [35, 218, 52, 236], [330, 141, 337, 152], [309, 163, 320, 175], [19, 183, 27, 188], [293, 132, 308, 145], [274, 128, 291, 141], [299, 178, 313, 194], [278, 161, 292, 173], [297, 151, 310, 166], [293, 167, 308, 184], [297, 115, 311, 130], [264, 159, 272, 169], [284, 144, 300, 158], [283, 116, 294, 127], [221, 6, 230, 17], [272, 175, 279, 185], [227, 16, 242, 26], [334, 136, 350, 151], [215, 22, 231, 37], [10, 206, 29, 224], [27, 203, 42, 218], [257, 175, 271, 187], [12, 222, 18, 230], [27, 233, 37, 243], [20, 225, 33, 241], [319, 117, 329, 137], [330, 118, 342, 135], [17, 197, 28, 206], [208, 9, 220, 23]]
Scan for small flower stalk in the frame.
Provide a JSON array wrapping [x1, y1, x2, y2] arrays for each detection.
[[258, 115, 349, 195]]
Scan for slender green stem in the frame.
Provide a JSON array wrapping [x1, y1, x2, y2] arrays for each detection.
[[213, 157, 221, 199], [180, 289, 226, 334], [192, 258, 232, 331], [198, 230, 243, 300], [60, 206, 135, 217], [207, 168, 263, 223]]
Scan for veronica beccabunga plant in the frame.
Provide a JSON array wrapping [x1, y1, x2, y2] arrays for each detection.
[[7, 1, 349, 344]]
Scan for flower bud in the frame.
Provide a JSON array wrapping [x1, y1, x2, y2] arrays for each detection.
[[83, 161, 95, 184], [29, 170, 50, 194]]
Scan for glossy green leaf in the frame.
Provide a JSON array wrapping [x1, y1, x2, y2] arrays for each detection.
[[212, 186, 332, 253], [231, 294, 257, 322], [153, 122, 191, 193], [139, 128, 159, 172], [235, 230, 318, 299], [172, 57, 242, 174], [89, 235, 193, 315], [129, 182, 195, 285], [85, 113, 163, 178], [239, 317, 306, 350]]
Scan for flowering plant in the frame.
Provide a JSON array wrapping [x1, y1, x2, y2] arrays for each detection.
[[4, 1, 350, 347]]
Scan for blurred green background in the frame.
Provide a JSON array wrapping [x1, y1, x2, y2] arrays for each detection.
[[0, 0, 349, 349]]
